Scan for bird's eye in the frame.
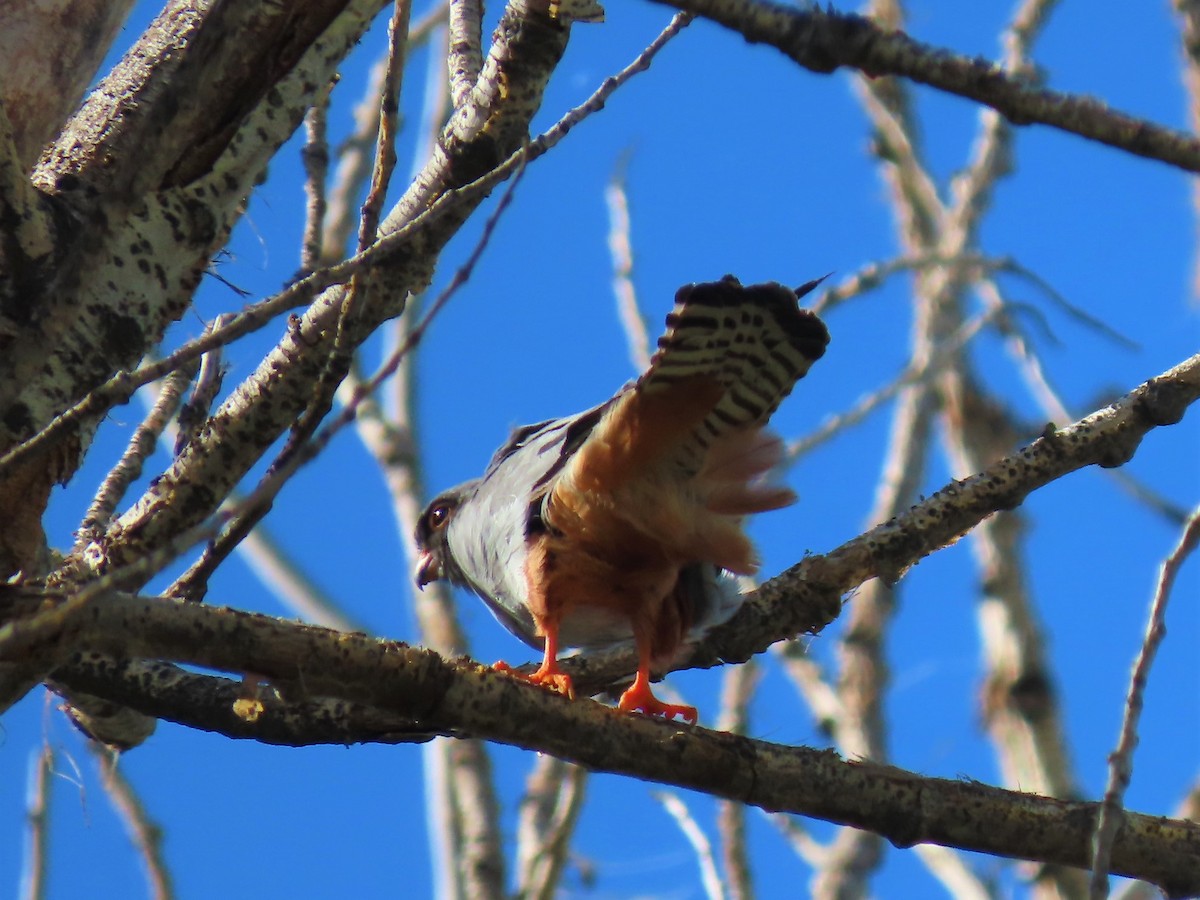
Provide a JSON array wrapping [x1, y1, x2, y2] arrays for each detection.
[[427, 503, 451, 530]]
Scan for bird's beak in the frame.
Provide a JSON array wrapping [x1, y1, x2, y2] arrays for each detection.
[[414, 550, 440, 590]]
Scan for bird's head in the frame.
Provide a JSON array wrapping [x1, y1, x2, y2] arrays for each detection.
[[413, 482, 476, 589]]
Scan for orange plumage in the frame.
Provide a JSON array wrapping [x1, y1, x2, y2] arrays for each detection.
[[518, 334, 816, 721]]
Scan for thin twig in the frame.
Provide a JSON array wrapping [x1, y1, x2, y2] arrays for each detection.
[[812, 251, 1135, 353], [174, 313, 231, 457], [323, 2, 450, 261], [775, 642, 841, 738], [91, 745, 174, 900], [406, 12, 453, 184], [764, 811, 828, 868], [324, 59, 392, 262], [299, 81, 333, 274], [75, 364, 196, 547], [716, 662, 757, 900], [787, 306, 998, 462], [656, 792, 726, 900], [515, 756, 588, 900], [20, 743, 53, 900], [913, 844, 995, 900], [974, 277, 1187, 528], [356, 0, 412, 254], [1174, 0, 1200, 300], [1090, 505, 1200, 898], [604, 156, 651, 372]]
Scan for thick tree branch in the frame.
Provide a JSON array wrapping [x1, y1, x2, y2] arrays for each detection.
[[38, 0, 372, 196], [0, 1, 134, 167], [12, 595, 1199, 896], [0, 1, 387, 578], [56, 657, 437, 746], [653, 0, 1200, 174]]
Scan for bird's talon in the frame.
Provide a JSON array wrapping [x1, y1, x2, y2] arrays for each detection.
[[618, 683, 697, 725], [531, 671, 575, 699], [492, 660, 575, 700]]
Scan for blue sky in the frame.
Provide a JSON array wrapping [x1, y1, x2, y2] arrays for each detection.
[[3, 2, 1199, 897]]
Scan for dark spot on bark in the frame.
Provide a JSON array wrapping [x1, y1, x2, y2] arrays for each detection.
[[447, 134, 502, 186], [98, 310, 144, 363], [3, 401, 33, 435], [182, 197, 217, 246]]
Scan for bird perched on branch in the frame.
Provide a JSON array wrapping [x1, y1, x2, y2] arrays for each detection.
[[415, 275, 829, 724]]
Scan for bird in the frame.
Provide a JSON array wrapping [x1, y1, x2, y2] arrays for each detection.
[[414, 275, 830, 724]]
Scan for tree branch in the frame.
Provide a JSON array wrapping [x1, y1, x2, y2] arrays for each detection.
[[652, 0, 1200, 173], [21, 595, 1200, 896]]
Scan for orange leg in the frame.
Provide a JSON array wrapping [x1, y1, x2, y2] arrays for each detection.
[[617, 642, 697, 724], [493, 625, 574, 699]]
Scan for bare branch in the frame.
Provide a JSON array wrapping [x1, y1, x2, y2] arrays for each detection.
[[448, 0, 483, 108], [653, 0, 1200, 173], [766, 812, 828, 869], [20, 742, 53, 900], [657, 792, 726, 900], [515, 756, 588, 900], [1090, 505, 1200, 897], [445, 738, 506, 899], [92, 745, 174, 900], [76, 368, 196, 547], [716, 663, 758, 900], [913, 844, 995, 900], [787, 306, 997, 462], [355, 0, 413, 254], [605, 158, 652, 373], [223, 524, 366, 632], [299, 82, 334, 274], [22, 592, 1200, 895], [1174, 0, 1200, 298]]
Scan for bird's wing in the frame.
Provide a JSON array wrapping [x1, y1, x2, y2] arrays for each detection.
[[542, 276, 828, 576], [639, 274, 829, 471]]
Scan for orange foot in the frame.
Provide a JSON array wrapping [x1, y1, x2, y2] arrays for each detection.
[[493, 660, 575, 700], [617, 670, 697, 725]]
